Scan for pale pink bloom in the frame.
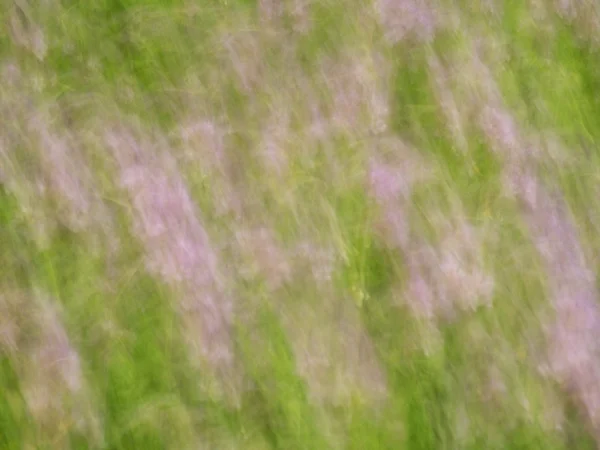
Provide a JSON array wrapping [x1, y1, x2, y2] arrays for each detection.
[[119, 162, 221, 287], [368, 87, 390, 134], [555, 0, 579, 20], [328, 74, 363, 133], [438, 221, 495, 309], [0, 290, 103, 446], [235, 226, 292, 290], [34, 127, 92, 231], [308, 102, 329, 142], [508, 168, 600, 435], [402, 216, 494, 320], [9, 9, 47, 61], [259, 109, 290, 177], [502, 165, 540, 209], [179, 119, 227, 175], [316, 51, 391, 137], [295, 241, 337, 287], [337, 305, 389, 402], [538, 132, 571, 165], [24, 112, 116, 245], [290, 0, 312, 34], [477, 82, 600, 432], [372, 207, 410, 251], [406, 256, 437, 319], [106, 129, 234, 372], [429, 54, 468, 152], [479, 105, 521, 158], [259, 0, 285, 23], [319, 55, 367, 134], [367, 148, 431, 250], [280, 301, 387, 406], [376, 0, 437, 44], [221, 31, 263, 93], [1, 61, 20, 85], [368, 158, 411, 203], [453, 44, 504, 112], [23, 304, 86, 437], [368, 177, 408, 251]]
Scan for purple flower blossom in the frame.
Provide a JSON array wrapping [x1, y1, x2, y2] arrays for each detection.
[[106, 129, 234, 373]]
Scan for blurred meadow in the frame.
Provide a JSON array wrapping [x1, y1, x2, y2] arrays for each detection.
[[2, 0, 600, 448]]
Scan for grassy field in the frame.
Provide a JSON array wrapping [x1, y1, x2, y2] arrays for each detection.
[[2, 0, 600, 448]]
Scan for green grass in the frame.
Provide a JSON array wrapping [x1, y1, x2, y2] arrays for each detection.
[[2, 0, 600, 448]]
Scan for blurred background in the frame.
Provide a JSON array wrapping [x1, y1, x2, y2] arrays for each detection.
[[2, 0, 600, 448]]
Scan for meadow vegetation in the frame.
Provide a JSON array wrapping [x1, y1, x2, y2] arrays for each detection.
[[2, 0, 600, 448]]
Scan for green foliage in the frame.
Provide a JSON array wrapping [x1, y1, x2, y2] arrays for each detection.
[[1, 0, 600, 448]]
